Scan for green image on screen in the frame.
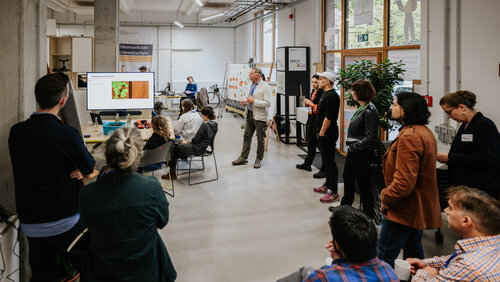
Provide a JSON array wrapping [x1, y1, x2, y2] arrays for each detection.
[[112, 81, 129, 99]]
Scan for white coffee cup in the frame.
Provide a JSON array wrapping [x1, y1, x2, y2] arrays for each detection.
[[325, 257, 333, 265], [394, 259, 411, 281]]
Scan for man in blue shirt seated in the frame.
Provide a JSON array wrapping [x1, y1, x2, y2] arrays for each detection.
[[278, 206, 398, 282]]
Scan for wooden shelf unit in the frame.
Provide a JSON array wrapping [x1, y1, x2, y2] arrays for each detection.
[[48, 36, 94, 89]]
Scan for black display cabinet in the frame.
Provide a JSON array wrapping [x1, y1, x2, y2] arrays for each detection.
[[275, 46, 310, 144]]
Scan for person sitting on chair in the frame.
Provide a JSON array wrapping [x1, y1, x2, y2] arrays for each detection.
[[138, 116, 173, 172], [163, 106, 218, 180], [80, 127, 176, 281], [277, 206, 397, 282], [407, 186, 500, 281], [174, 99, 203, 141], [179, 76, 198, 115], [184, 76, 198, 100]]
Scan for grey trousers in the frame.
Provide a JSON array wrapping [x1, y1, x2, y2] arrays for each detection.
[[276, 266, 315, 282], [240, 110, 267, 161]]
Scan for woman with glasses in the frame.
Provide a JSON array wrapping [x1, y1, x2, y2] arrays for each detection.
[[437, 91, 500, 198]]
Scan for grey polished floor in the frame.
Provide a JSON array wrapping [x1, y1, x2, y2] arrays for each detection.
[[153, 115, 460, 282]]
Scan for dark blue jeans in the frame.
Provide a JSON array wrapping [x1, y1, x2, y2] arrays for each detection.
[[377, 217, 424, 267]]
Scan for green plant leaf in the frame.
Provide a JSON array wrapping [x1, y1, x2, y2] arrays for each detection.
[[339, 59, 405, 130]]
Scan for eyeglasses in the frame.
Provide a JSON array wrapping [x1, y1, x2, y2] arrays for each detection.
[[443, 107, 456, 115]]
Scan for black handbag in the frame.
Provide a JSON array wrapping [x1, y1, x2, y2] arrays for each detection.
[[370, 141, 386, 224]]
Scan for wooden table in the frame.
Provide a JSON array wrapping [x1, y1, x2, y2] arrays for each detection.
[[83, 119, 174, 144]]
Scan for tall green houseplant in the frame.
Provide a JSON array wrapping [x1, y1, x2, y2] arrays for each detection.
[[338, 59, 405, 130]]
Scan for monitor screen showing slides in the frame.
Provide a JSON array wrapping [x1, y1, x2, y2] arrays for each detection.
[[87, 72, 155, 110]]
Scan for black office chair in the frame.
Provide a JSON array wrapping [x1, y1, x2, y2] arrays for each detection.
[[138, 142, 174, 197], [177, 132, 218, 186]]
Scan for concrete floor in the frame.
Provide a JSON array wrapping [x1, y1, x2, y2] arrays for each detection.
[[152, 115, 460, 282]]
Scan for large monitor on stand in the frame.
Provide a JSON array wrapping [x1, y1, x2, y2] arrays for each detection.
[[86, 72, 155, 116]]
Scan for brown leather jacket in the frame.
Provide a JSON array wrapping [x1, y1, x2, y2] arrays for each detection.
[[381, 125, 442, 230]]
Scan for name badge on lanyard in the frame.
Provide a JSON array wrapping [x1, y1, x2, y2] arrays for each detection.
[[461, 134, 473, 142]]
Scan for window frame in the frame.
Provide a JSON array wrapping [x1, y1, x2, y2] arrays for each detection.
[[321, 0, 421, 153], [253, 10, 277, 64]]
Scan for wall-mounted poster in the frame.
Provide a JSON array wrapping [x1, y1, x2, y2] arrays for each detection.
[[276, 48, 285, 71], [267, 83, 278, 120], [388, 49, 420, 81], [288, 48, 307, 71], [277, 71, 286, 94], [119, 27, 156, 73], [226, 64, 252, 101]]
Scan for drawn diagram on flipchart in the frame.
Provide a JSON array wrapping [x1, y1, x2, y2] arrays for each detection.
[[226, 64, 252, 101]]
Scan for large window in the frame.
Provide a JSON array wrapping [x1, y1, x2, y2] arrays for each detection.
[[322, 0, 420, 152], [346, 0, 384, 49], [324, 0, 342, 50], [253, 10, 277, 63], [390, 0, 421, 46]]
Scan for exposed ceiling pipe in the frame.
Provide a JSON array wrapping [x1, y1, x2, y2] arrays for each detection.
[[175, 0, 185, 26], [205, 0, 287, 25], [186, 0, 200, 15], [233, 0, 308, 28], [443, 0, 450, 124], [455, 0, 461, 91]]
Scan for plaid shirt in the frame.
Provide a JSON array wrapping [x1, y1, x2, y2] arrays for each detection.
[[414, 234, 500, 281], [305, 257, 398, 282]]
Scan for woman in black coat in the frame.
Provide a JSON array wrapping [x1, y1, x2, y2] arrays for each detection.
[[437, 91, 500, 198], [340, 80, 379, 218]]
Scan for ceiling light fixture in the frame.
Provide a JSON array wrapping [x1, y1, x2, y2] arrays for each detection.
[[173, 21, 184, 28], [195, 0, 203, 7], [201, 12, 224, 22]]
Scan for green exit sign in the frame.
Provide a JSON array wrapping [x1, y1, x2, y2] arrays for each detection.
[[357, 34, 369, 42]]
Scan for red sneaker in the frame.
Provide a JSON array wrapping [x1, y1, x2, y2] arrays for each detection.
[[313, 185, 328, 193], [320, 192, 340, 203]]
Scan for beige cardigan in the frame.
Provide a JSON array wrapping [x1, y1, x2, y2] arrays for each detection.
[[244, 80, 271, 122]]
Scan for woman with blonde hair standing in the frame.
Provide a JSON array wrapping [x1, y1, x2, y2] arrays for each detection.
[[80, 127, 176, 281]]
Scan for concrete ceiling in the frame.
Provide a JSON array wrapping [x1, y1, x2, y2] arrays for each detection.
[[47, 0, 288, 24]]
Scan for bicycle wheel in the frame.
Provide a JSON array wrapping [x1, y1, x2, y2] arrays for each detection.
[[207, 92, 221, 109]]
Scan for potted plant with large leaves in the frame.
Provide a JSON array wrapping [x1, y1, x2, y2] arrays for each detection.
[[337, 58, 405, 130]]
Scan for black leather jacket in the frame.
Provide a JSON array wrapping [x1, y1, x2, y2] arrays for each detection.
[[346, 102, 379, 153]]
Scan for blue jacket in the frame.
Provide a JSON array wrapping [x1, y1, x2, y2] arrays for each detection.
[[185, 83, 198, 99]]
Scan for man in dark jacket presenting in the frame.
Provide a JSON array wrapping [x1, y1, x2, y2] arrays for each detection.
[[9, 73, 95, 282]]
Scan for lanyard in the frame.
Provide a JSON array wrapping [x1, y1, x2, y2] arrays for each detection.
[[250, 83, 258, 96], [445, 252, 458, 268], [351, 103, 369, 120]]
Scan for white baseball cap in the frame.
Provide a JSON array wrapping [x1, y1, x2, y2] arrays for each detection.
[[317, 72, 335, 83]]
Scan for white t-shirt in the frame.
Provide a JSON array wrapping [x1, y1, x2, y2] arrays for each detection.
[[174, 110, 203, 141]]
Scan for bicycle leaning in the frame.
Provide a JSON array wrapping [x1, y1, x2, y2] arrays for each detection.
[[207, 84, 222, 109]]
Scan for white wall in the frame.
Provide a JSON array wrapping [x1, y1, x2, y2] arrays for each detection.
[[277, 0, 321, 74], [58, 24, 94, 36], [418, 0, 500, 150], [169, 27, 234, 90], [57, 24, 234, 92], [234, 13, 252, 64]]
